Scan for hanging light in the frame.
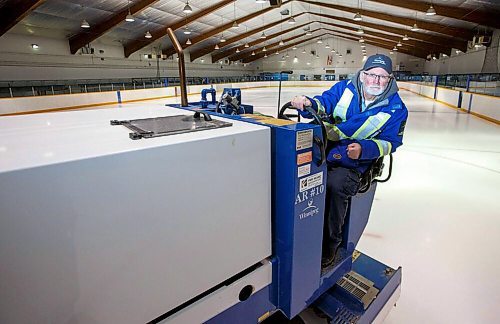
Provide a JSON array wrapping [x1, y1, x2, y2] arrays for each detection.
[[432, 55, 437, 60], [325, 44, 330, 48], [232, 21, 239, 29], [360, 44, 366, 48], [244, 43, 250, 48], [302, 48, 306, 54], [251, 51, 256, 56], [292, 46, 297, 50], [183, 1, 193, 14], [262, 46, 267, 52], [184, 27, 191, 35], [260, 32, 267, 39], [317, 38, 323, 44], [306, 62, 311, 65], [315, 54, 320, 59], [220, 37, 226, 43], [362, 54, 367, 61], [410, 23, 419, 31], [356, 28, 364, 34], [201, 58, 205, 63], [279, 40, 284, 46], [339, 54, 343, 57], [186, 38, 192, 45], [353, 12, 362, 21], [275, 51, 280, 55], [402, 34, 409, 41], [330, 49, 335, 53], [359, 37, 365, 43], [214, 43, 220, 50], [293, 55, 298, 63], [264, 53, 268, 57], [442, 53, 448, 57], [285, 53, 290, 58], [125, 9, 135, 22], [426, 5, 436, 16], [31, 44, 39, 49], [390, 51, 394, 55], [288, 17, 296, 24], [306, 30, 312, 36], [236, 48, 240, 53], [81, 19, 90, 28], [145, 31, 152, 38], [397, 41, 402, 47], [393, 46, 398, 51]]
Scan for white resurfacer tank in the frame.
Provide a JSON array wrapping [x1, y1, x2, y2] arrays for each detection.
[[0, 105, 272, 323]]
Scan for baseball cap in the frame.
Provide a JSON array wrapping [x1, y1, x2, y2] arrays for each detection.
[[362, 54, 392, 75]]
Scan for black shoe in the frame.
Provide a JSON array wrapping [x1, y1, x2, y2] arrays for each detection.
[[321, 254, 335, 268]]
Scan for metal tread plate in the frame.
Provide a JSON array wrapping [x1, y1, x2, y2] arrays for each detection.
[[111, 114, 232, 139]]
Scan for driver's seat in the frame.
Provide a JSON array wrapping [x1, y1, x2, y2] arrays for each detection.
[[358, 154, 392, 194]]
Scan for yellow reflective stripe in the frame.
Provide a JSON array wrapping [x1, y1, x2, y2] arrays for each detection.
[[333, 88, 353, 122], [313, 98, 326, 114], [352, 112, 391, 139], [333, 125, 348, 140], [372, 139, 392, 156]]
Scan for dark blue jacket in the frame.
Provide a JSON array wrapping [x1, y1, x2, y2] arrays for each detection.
[[300, 72, 408, 173]]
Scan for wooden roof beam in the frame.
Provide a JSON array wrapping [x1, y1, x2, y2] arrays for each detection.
[[124, 0, 235, 57], [313, 12, 468, 52], [162, 3, 287, 58], [299, 0, 474, 40], [371, 0, 500, 30], [191, 12, 305, 62], [243, 33, 329, 63], [70, 0, 159, 54], [230, 29, 322, 62], [211, 21, 315, 63], [319, 21, 451, 56], [0, 0, 45, 37]]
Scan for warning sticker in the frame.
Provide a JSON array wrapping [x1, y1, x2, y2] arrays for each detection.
[[297, 151, 312, 165], [296, 129, 313, 150], [299, 172, 324, 192], [298, 164, 311, 178]]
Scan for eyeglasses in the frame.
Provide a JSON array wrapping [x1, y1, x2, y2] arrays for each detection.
[[363, 71, 392, 82]]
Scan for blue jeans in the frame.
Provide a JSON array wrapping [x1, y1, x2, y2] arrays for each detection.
[[323, 167, 361, 257]]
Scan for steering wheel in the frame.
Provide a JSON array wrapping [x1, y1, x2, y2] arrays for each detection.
[[278, 101, 326, 167]]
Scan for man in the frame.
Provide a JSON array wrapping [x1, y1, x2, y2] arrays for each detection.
[[291, 54, 408, 268]]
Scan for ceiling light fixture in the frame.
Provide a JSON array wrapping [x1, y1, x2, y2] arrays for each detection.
[[145, 31, 152, 38], [251, 51, 256, 56], [426, 4, 436, 16], [263, 46, 267, 51], [214, 43, 220, 49], [260, 32, 267, 39], [356, 28, 364, 34], [125, 9, 135, 22], [402, 34, 409, 41], [184, 27, 191, 35], [186, 38, 192, 45], [244, 43, 250, 48], [397, 41, 402, 47], [236, 48, 240, 53], [359, 37, 365, 43], [183, 1, 193, 14], [232, 21, 239, 29], [410, 23, 419, 31], [325, 44, 330, 48], [81, 19, 90, 28], [279, 40, 284, 46], [293, 55, 298, 63], [317, 38, 323, 44], [353, 12, 362, 21], [31, 44, 39, 49], [390, 51, 394, 54]]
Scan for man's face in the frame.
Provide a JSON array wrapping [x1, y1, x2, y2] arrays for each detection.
[[360, 67, 391, 96]]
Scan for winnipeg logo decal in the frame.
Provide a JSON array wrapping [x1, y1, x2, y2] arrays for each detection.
[[333, 153, 342, 160], [298, 199, 319, 220], [373, 57, 386, 65]]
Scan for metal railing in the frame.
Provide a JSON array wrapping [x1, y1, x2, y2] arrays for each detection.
[[396, 73, 500, 97], [0, 75, 268, 98]]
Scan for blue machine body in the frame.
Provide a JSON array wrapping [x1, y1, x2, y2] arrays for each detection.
[[176, 87, 253, 114], [166, 103, 401, 323]]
